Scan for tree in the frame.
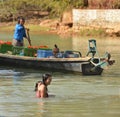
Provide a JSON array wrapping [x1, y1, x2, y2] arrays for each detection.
[[83, 0, 88, 7]]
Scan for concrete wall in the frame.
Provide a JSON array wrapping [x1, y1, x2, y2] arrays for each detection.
[[72, 9, 120, 31]]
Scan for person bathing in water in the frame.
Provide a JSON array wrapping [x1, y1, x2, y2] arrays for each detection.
[[34, 73, 52, 98]]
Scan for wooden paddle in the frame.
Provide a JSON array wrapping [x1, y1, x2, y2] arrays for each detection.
[[26, 29, 32, 46]]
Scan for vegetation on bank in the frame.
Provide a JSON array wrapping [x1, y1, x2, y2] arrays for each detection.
[[0, 23, 50, 33], [0, 0, 120, 22], [0, 0, 84, 21], [79, 28, 107, 37], [0, 0, 120, 37], [0, 23, 113, 38]]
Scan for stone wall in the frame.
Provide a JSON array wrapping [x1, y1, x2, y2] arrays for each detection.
[[72, 9, 120, 33]]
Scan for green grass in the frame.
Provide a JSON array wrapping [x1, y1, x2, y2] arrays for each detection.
[[0, 23, 108, 37], [0, 24, 50, 33], [26, 24, 50, 32], [0, 25, 14, 32], [79, 28, 107, 37]]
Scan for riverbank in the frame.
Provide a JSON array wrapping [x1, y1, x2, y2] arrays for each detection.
[[0, 19, 73, 38], [0, 19, 120, 38]]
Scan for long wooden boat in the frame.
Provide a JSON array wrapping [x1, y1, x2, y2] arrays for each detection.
[[0, 40, 115, 75], [0, 53, 114, 75]]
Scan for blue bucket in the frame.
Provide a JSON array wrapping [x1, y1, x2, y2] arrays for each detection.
[[37, 50, 46, 58], [45, 50, 53, 57], [37, 49, 53, 58]]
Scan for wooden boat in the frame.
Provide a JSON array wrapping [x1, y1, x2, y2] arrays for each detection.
[[0, 40, 115, 75]]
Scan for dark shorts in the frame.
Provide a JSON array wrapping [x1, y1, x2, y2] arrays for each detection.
[[12, 39, 24, 46]]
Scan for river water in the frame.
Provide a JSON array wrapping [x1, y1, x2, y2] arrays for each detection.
[[0, 32, 120, 117]]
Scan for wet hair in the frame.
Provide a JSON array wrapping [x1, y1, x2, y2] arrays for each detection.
[[42, 73, 52, 85], [34, 73, 52, 92], [17, 16, 25, 24], [34, 81, 41, 91]]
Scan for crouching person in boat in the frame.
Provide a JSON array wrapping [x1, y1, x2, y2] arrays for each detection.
[[53, 44, 59, 57], [12, 16, 31, 47], [34, 73, 52, 98]]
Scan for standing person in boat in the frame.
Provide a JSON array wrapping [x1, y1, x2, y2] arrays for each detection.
[[53, 44, 59, 57], [34, 73, 52, 98], [12, 16, 31, 46]]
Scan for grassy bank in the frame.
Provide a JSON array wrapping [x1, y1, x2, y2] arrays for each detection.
[[0, 23, 50, 33], [0, 22, 117, 37], [79, 28, 107, 37]]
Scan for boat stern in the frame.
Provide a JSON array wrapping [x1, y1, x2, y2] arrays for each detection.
[[81, 52, 115, 75]]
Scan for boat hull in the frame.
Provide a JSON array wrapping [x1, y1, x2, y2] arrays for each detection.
[[82, 63, 103, 75], [0, 53, 103, 75]]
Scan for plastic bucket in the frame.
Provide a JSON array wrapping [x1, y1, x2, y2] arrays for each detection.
[[37, 49, 53, 58], [37, 50, 46, 58], [45, 50, 53, 57]]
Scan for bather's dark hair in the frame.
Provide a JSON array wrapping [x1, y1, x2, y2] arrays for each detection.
[[42, 73, 52, 85], [34, 73, 52, 91], [34, 81, 41, 91]]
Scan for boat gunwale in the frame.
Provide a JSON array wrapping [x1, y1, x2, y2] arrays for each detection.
[[0, 53, 91, 62]]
